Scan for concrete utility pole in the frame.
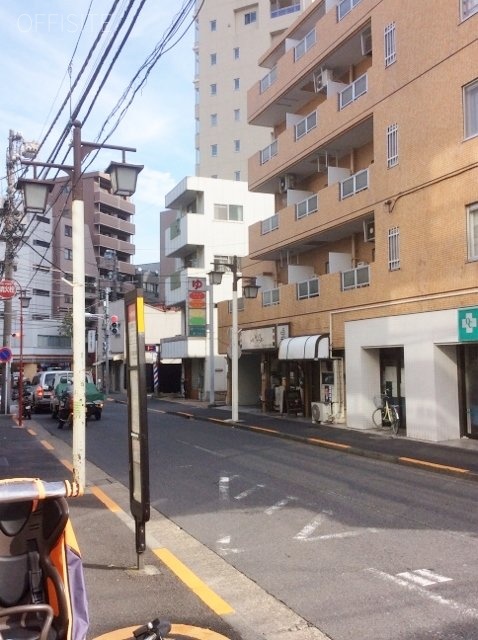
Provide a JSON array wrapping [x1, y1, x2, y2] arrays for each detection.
[[1, 131, 25, 413], [103, 287, 111, 394]]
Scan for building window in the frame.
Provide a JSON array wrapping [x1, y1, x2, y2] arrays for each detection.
[[33, 289, 50, 297], [211, 144, 218, 157], [211, 113, 218, 126], [388, 227, 400, 271], [210, 19, 217, 31], [234, 171, 241, 181], [234, 139, 240, 152], [33, 239, 49, 248], [234, 108, 240, 121], [234, 78, 240, 90], [387, 123, 399, 168], [36, 214, 49, 224], [233, 47, 240, 59], [65, 224, 72, 237], [65, 248, 73, 260], [210, 53, 217, 65], [467, 203, 478, 259], [210, 83, 217, 96], [461, 0, 478, 20], [245, 11, 257, 24], [64, 294, 73, 304], [214, 204, 244, 221], [384, 22, 396, 66], [464, 79, 478, 138]]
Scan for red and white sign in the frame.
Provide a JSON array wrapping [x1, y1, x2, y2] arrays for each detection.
[[0, 280, 17, 300]]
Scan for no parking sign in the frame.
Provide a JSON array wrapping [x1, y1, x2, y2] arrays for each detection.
[[0, 347, 12, 363]]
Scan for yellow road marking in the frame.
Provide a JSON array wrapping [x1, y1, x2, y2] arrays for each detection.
[[27, 428, 36, 436], [307, 437, 351, 450], [62, 459, 73, 472], [399, 457, 469, 474], [90, 485, 122, 512], [40, 440, 55, 451], [153, 548, 234, 616]]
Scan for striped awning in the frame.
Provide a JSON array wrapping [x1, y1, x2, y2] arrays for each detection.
[[278, 335, 329, 360]]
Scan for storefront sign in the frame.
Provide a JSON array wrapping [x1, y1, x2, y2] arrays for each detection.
[[187, 278, 206, 337], [458, 308, 478, 342]]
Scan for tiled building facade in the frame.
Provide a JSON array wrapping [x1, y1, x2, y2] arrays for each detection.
[[216, 0, 478, 441]]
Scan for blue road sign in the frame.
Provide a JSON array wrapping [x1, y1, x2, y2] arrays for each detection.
[[0, 347, 12, 363]]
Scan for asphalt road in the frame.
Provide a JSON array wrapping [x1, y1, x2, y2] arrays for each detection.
[[38, 401, 478, 640]]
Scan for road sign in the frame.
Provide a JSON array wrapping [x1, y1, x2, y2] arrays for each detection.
[[458, 308, 478, 342], [0, 280, 17, 300], [0, 347, 13, 363]]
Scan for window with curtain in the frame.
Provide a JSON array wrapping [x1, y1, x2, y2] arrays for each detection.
[[467, 203, 478, 259], [384, 22, 396, 67], [388, 227, 400, 270], [387, 123, 398, 168]]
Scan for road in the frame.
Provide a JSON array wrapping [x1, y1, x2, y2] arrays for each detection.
[[39, 400, 478, 640]]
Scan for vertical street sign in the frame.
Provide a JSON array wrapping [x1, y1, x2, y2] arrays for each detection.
[[124, 288, 150, 568]]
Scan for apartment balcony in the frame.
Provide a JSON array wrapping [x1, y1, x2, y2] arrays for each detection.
[[93, 233, 135, 257], [93, 187, 135, 214], [94, 211, 135, 235], [249, 163, 374, 261], [249, 1, 372, 128], [164, 213, 206, 259], [249, 82, 374, 195]]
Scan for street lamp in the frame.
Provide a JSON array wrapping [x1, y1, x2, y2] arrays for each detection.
[[208, 256, 259, 422], [17, 120, 142, 489]]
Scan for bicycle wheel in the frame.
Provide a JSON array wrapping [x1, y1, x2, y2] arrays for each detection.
[[372, 408, 383, 427], [391, 408, 400, 435]]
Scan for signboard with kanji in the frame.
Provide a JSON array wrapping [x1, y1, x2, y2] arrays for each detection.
[[187, 277, 206, 337]]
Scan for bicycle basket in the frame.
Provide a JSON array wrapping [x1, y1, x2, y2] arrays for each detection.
[[373, 395, 386, 409]]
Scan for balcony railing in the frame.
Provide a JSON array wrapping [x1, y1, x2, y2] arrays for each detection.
[[260, 67, 277, 94], [295, 111, 317, 140], [294, 28, 316, 62], [341, 264, 370, 290], [296, 194, 318, 220], [297, 278, 319, 300], [337, 0, 362, 21], [340, 168, 369, 200], [261, 214, 279, 234], [271, 3, 301, 18], [260, 139, 278, 165], [339, 73, 367, 110], [262, 288, 280, 307]]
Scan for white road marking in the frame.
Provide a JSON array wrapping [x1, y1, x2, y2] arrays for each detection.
[[219, 476, 230, 501], [312, 528, 379, 541], [264, 496, 297, 515], [216, 534, 243, 555], [368, 568, 478, 619], [234, 484, 265, 500], [397, 569, 452, 587], [294, 512, 332, 540]]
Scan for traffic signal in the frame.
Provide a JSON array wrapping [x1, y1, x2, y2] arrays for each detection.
[[110, 314, 119, 335]]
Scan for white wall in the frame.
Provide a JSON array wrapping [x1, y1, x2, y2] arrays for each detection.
[[345, 309, 460, 441]]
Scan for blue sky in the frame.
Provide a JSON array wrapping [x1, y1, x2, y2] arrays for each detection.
[[0, 1, 196, 263]]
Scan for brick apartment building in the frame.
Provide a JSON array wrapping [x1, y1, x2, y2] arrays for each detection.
[[215, 0, 478, 442]]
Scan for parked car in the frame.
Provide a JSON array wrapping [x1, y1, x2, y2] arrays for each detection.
[[49, 371, 95, 418]]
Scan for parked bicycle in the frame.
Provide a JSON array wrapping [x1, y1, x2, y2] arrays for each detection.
[[372, 394, 400, 435]]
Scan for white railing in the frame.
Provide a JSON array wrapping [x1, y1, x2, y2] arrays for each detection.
[[260, 67, 277, 93], [260, 139, 278, 165], [294, 28, 316, 62], [295, 194, 318, 219], [262, 288, 280, 307], [295, 111, 317, 140], [271, 3, 301, 18], [340, 168, 369, 199], [341, 264, 370, 290], [339, 73, 367, 109], [297, 278, 319, 300], [261, 214, 279, 234], [337, 0, 362, 21]]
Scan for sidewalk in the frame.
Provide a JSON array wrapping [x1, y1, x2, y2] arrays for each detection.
[[145, 394, 478, 482]]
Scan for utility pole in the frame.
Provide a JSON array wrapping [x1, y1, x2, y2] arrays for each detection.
[[1, 131, 24, 413], [103, 287, 111, 394]]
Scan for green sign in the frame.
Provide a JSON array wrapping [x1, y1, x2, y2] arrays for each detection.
[[458, 307, 478, 342]]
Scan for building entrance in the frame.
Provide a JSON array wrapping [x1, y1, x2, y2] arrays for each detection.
[[460, 344, 478, 439], [378, 347, 405, 429]]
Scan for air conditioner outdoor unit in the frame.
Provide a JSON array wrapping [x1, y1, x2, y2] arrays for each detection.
[[313, 68, 334, 93], [279, 174, 296, 193], [363, 219, 375, 242], [311, 401, 328, 424]]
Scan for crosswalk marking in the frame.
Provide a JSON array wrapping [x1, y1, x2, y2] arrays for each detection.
[[397, 569, 452, 587], [264, 496, 297, 515], [234, 484, 265, 500]]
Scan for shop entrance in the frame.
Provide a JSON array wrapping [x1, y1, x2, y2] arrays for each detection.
[[459, 344, 478, 439], [378, 347, 406, 429]]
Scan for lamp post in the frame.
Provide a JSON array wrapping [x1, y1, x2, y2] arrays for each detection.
[[17, 120, 142, 488], [11, 285, 31, 427], [206, 281, 215, 407], [208, 256, 259, 422]]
